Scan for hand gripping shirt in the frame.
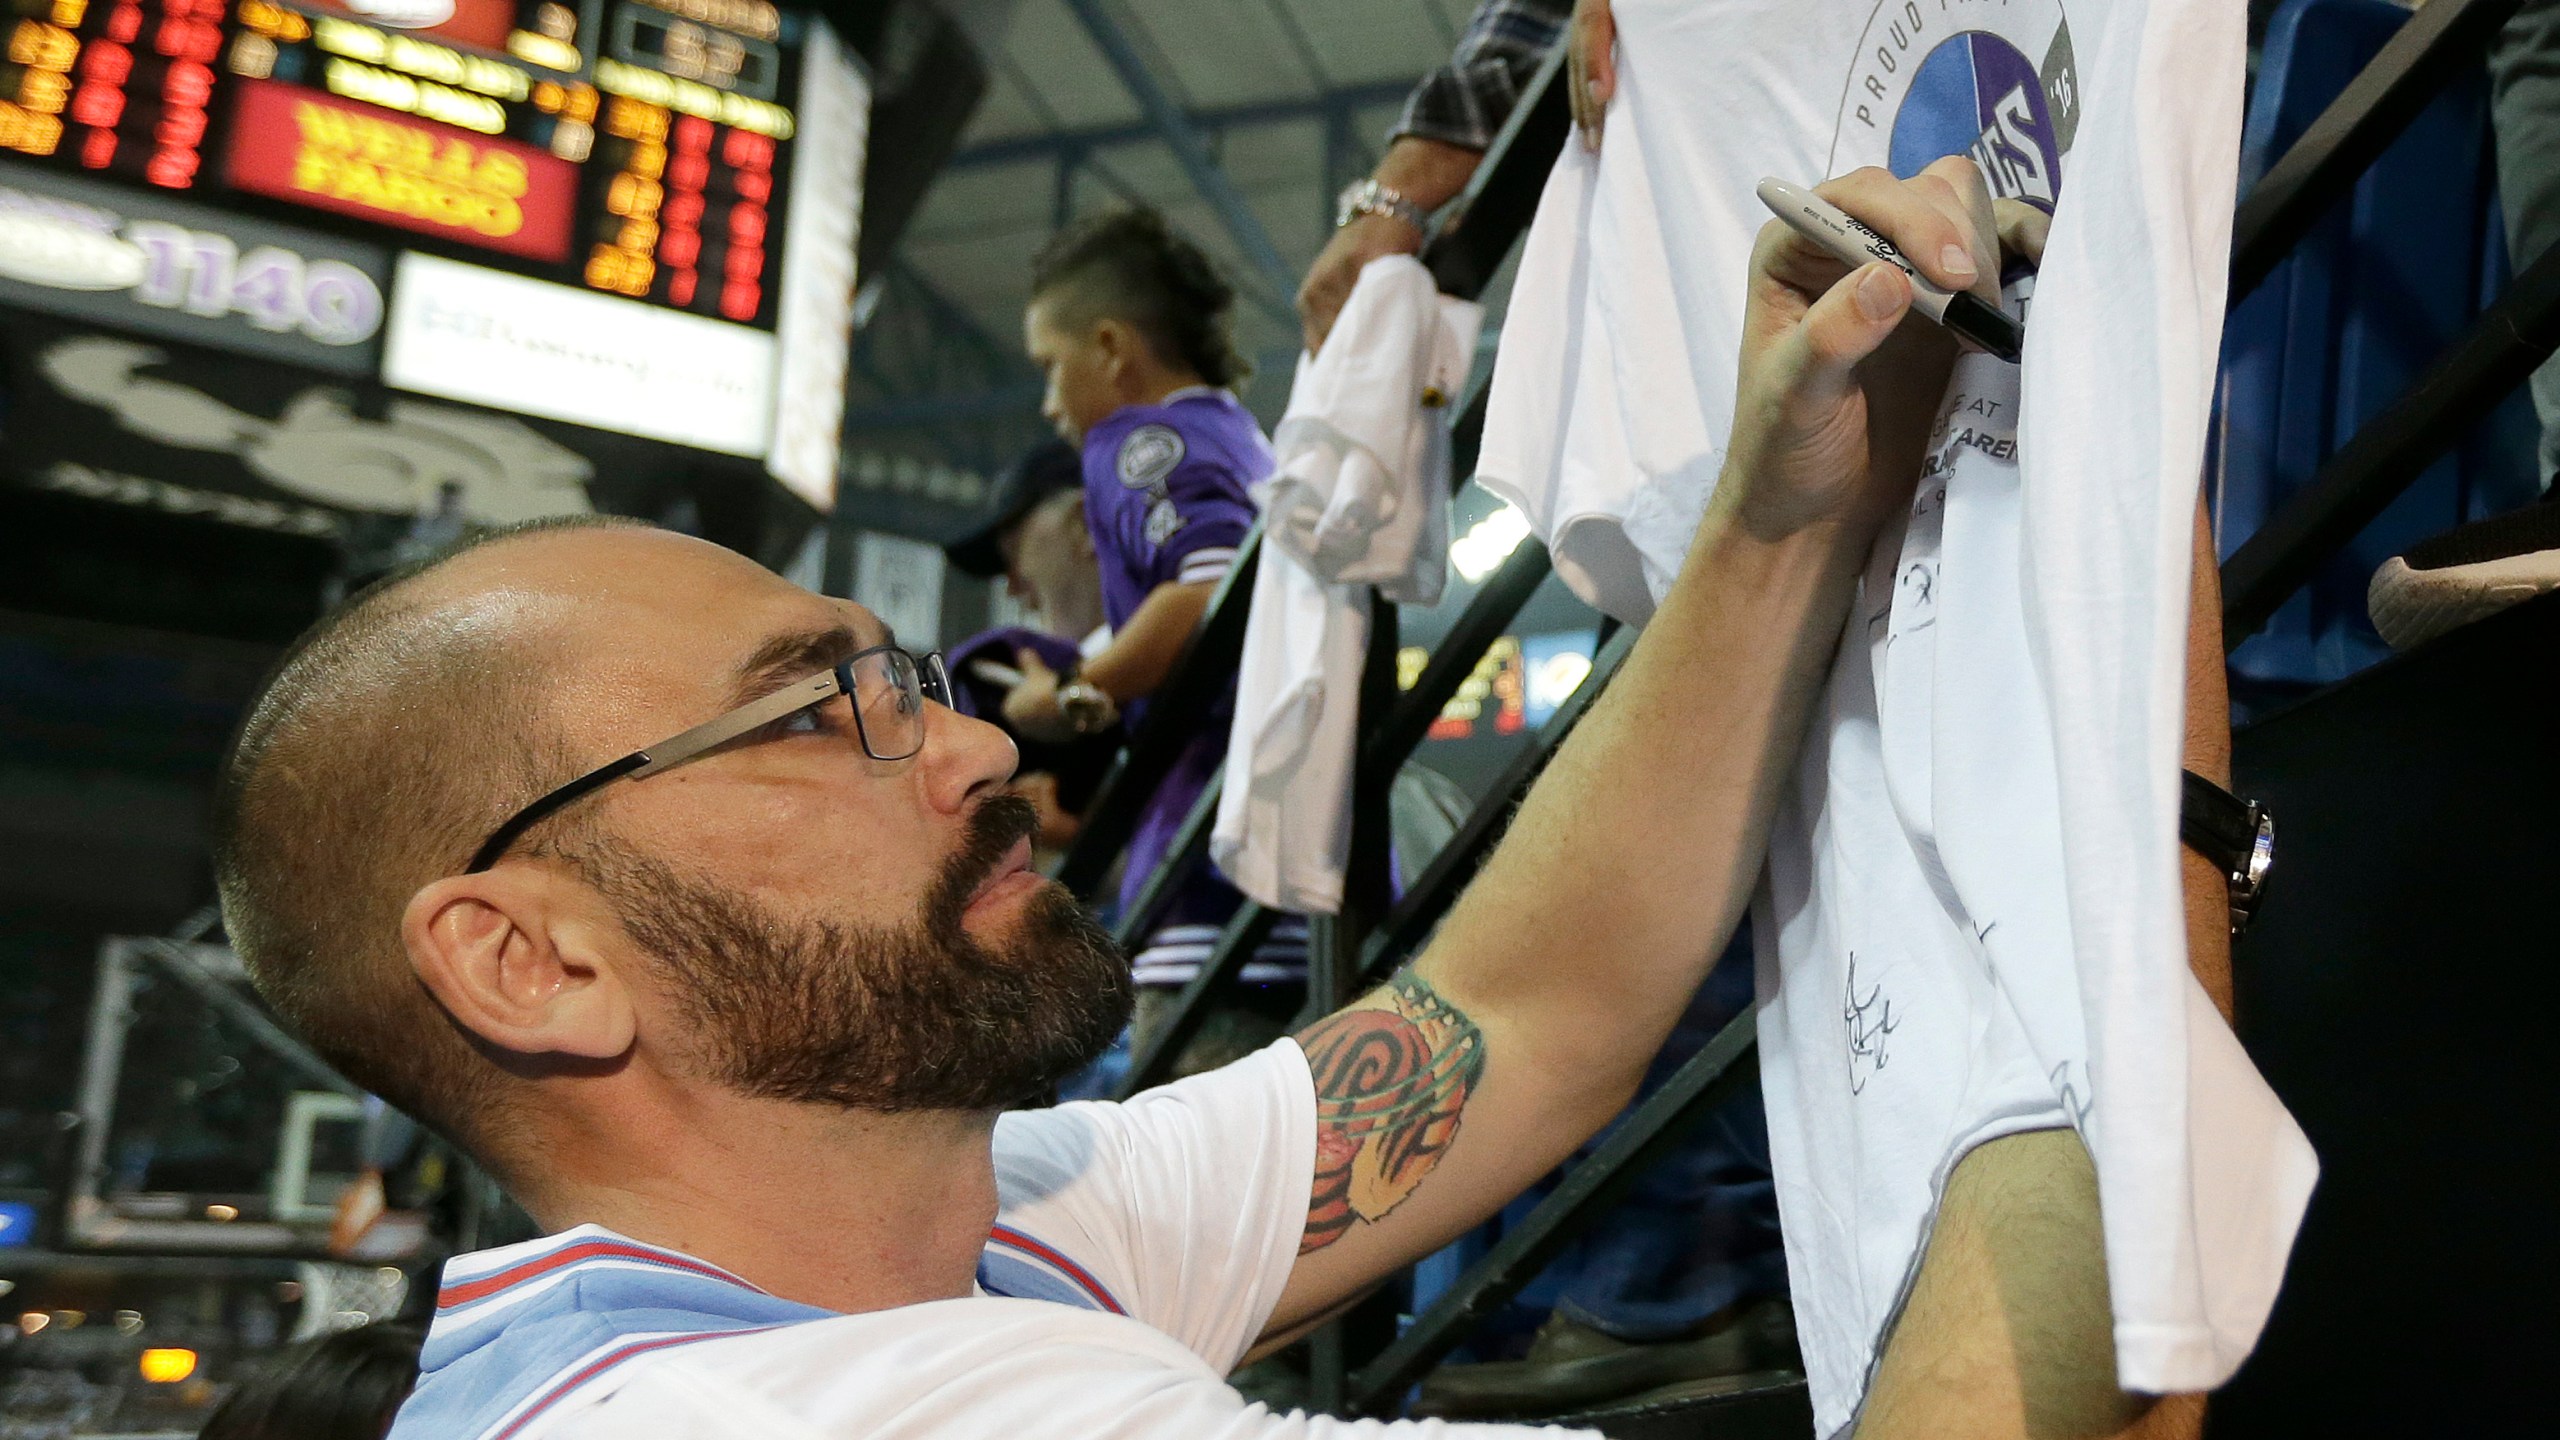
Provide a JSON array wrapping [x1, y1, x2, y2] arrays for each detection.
[[388, 1044, 1585, 1440], [1082, 389, 1307, 986], [1475, 0, 2317, 1430]]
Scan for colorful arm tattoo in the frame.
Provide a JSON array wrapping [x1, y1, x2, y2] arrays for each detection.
[[1297, 974, 1486, 1256]]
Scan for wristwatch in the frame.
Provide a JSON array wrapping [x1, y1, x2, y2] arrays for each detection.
[[2179, 769, 2275, 937], [1057, 679, 1121, 736], [1335, 177, 1429, 232]]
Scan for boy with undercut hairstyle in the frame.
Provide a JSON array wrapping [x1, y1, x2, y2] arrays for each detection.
[[1007, 207, 1308, 1069]]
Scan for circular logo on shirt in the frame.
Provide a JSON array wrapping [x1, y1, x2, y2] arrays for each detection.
[[1143, 495, 1185, 545], [1828, 0, 2077, 212], [1115, 424, 1185, 489]]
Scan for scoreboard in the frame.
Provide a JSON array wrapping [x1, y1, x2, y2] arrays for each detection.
[[0, 0, 863, 506]]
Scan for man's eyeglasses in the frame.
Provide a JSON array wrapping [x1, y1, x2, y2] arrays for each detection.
[[466, 645, 951, 874]]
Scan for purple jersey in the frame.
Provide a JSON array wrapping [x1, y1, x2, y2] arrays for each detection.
[[1080, 391, 1304, 986], [1080, 389, 1267, 632]]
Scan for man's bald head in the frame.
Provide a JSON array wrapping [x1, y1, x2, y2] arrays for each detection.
[[211, 515, 650, 1146], [217, 516, 1128, 1188]]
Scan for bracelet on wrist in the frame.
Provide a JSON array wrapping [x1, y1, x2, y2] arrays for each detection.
[[1335, 177, 1429, 232]]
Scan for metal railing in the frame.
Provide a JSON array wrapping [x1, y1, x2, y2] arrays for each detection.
[[1050, 1, 2553, 1419], [2219, 0, 2552, 645]]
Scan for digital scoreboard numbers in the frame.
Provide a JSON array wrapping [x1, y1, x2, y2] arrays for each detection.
[[608, 0, 780, 100], [585, 90, 778, 322], [294, 0, 587, 74], [1, 0, 83, 161], [582, 0, 790, 324], [3, 0, 797, 324], [1, 0, 595, 182], [5, 0, 841, 498], [0, 0, 227, 187]]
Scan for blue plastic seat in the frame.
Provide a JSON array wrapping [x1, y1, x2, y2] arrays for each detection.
[[2213, 0, 2542, 710]]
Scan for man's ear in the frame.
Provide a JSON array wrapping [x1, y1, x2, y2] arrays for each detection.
[[1092, 317, 1143, 384], [402, 870, 636, 1062]]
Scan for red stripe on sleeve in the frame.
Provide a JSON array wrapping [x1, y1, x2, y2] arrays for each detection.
[[986, 1224, 1127, 1315]]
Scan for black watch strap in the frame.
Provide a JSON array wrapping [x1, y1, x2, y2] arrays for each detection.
[[2179, 769, 2275, 936]]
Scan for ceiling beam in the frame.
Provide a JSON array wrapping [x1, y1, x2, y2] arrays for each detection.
[[1057, 0, 1298, 324], [950, 82, 1413, 170]]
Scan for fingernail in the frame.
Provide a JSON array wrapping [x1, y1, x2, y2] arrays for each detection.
[[1938, 244, 1978, 281], [1587, 78, 1606, 108], [1856, 265, 1903, 321]]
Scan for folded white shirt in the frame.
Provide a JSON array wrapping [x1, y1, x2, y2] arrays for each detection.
[[1214, 258, 1480, 915]]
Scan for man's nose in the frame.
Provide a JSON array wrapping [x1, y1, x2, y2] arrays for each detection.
[[914, 701, 1019, 814]]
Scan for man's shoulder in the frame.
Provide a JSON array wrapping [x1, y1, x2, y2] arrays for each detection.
[[583, 1301, 1218, 1424], [393, 1226, 834, 1440], [989, 1039, 1310, 1185], [556, 1300, 1220, 1436]]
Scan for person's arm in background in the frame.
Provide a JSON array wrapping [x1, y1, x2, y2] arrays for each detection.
[[1006, 448, 1251, 744], [1297, 0, 1573, 351], [2181, 500, 2236, 1022], [1006, 579, 1217, 744]]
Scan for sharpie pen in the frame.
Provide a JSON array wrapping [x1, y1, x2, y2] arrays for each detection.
[[1755, 177, 2023, 363]]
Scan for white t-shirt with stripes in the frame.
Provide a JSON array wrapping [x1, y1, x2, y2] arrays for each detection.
[[392, 1042, 1587, 1440]]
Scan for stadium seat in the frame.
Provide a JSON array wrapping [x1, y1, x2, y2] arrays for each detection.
[[2212, 0, 2543, 711]]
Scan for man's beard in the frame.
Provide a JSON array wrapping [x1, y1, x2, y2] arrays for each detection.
[[574, 795, 1132, 1111]]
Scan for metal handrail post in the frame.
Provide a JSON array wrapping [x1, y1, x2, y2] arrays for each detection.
[[1346, 1008, 1763, 1414], [1306, 593, 1408, 1411], [1359, 627, 1639, 986], [1107, 762, 1226, 953], [1051, 526, 1263, 897], [1111, 903, 1279, 1101]]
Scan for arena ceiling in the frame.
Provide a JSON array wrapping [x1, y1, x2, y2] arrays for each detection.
[[844, 0, 1486, 495]]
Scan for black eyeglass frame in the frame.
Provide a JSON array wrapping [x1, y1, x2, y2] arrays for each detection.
[[464, 645, 951, 874]]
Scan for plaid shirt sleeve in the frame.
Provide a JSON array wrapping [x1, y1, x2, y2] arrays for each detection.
[[1392, 0, 1575, 152]]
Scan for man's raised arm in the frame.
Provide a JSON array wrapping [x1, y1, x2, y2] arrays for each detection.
[[1264, 159, 2007, 1333]]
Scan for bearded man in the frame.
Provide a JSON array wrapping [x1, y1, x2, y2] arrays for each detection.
[[212, 163, 2172, 1439]]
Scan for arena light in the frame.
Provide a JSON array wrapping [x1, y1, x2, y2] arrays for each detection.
[[139, 1348, 198, 1383], [1451, 502, 1532, 583]]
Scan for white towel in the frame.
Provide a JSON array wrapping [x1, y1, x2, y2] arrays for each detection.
[[1213, 259, 1480, 915], [1476, 0, 2316, 1428]]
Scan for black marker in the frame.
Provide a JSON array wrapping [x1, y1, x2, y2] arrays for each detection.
[[1755, 177, 2023, 363]]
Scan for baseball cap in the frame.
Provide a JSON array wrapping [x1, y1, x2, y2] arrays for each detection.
[[945, 438, 1083, 578]]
